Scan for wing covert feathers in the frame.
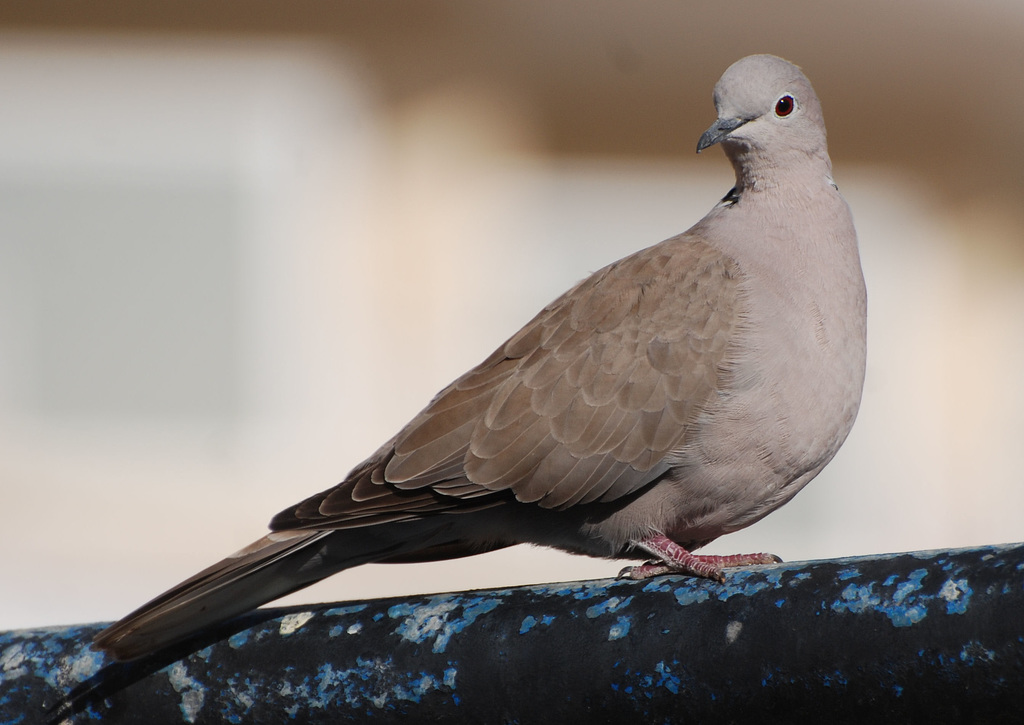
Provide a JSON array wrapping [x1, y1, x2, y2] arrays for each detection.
[[272, 237, 740, 529]]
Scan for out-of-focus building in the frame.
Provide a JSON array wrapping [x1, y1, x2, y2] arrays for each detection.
[[2, 2, 1023, 629]]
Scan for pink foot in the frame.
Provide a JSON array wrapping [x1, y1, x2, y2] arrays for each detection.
[[618, 534, 781, 583]]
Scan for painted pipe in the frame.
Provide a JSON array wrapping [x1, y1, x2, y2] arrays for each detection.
[[3, 543, 1023, 723]]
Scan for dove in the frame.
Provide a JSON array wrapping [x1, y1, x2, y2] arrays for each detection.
[[94, 54, 866, 661]]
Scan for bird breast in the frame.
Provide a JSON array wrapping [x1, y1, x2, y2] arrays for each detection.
[[663, 188, 867, 541]]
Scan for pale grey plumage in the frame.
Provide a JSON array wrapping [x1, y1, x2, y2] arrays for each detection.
[[95, 55, 866, 661]]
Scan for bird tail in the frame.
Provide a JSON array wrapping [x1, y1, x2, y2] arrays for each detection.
[[93, 520, 451, 661]]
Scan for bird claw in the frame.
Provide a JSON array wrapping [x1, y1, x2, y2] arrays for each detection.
[[621, 535, 782, 583], [617, 560, 674, 580]]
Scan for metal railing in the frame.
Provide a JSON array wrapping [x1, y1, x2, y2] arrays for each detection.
[[4, 542, 1023, 723]]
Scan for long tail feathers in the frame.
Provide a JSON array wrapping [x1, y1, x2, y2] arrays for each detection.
[[94, 522, 448, 661]]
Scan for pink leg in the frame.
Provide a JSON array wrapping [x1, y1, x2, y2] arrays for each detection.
[[618, 534, 781, 583]]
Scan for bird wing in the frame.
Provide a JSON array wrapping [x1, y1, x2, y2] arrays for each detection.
[[272, 235, 741, 530]]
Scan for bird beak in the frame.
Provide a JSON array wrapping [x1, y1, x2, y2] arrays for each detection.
[[697, 117, 749, 153]]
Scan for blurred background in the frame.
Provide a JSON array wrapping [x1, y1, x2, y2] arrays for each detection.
[[2, 1, 1023, 630]]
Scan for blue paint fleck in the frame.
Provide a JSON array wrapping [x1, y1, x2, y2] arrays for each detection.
[[715, 571, 773, 600], [391, 596, 502, 653], [833, 583, 882, 614], [518, 613, 553, 634], [764, 566, 805, 589], [832, 569, 929, 627], [608, 616, 631, 641], [673, 586, 710, 606], [393, 673, 440, 703], [586, 596, 633, 618], [443, 667, 457, 689], [774, 599, 785, 609], [642, 580, 672, 593], [959, 640, 995, 665], [221, 676, 257, 722], [324, 604, 368, 617], [837, 567, 861, 581], [654, 661, 680, 694], [820, 670, 849, 688], [940, 578, 972, 614], [228, 631, 250, 649], [536, 579, 607, 601], [894, 570, 928, 603], [165, 661, 206, 723], [387, 603, 416, 618], [888, 599, 927, 627]]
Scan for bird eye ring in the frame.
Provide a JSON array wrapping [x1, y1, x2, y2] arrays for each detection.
[[775, 94, 796, 117]]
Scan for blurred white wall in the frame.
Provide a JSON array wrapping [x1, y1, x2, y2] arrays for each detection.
[[1, 33, 1023, 630]]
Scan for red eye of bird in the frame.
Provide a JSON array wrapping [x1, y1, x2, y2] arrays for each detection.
[[775, 94, 795, 117]]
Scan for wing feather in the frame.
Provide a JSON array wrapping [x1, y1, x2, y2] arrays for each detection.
[[270, 237, 742, 529]]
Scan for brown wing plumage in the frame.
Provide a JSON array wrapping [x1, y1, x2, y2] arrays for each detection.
[[271, 236, 741, 530]]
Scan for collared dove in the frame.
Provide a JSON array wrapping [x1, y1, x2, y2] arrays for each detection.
[[95, 54, 866, 661]]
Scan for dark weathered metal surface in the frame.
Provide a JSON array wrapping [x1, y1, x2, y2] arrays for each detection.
[[3, 543, 1023, 724]]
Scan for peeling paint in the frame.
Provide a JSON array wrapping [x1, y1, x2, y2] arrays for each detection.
[[390, 600, 457, 647], [165, 661, 205, 723], [654, 661, 681, 694], [673, 586, 710, 606], [328, 620, 365, 638], [324, 605, 368, 617], [390, 596, 501, 654], [279, 611, 316, 636], [608, 616, 631, 640], [64, 648, 103, 684], [940, 578, 972, 614], [832, 568, 933, 627], [833, 582, 881, 614], [442, 666, 457, 689], [641, 580, 673, 594], [586, 596, 633, 618], [392, 673, 439, 703], [714, 570, 776, 600], [0, 643, 28, 681], [222, 676, 257, 723], [517, 613, 556, 635]]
